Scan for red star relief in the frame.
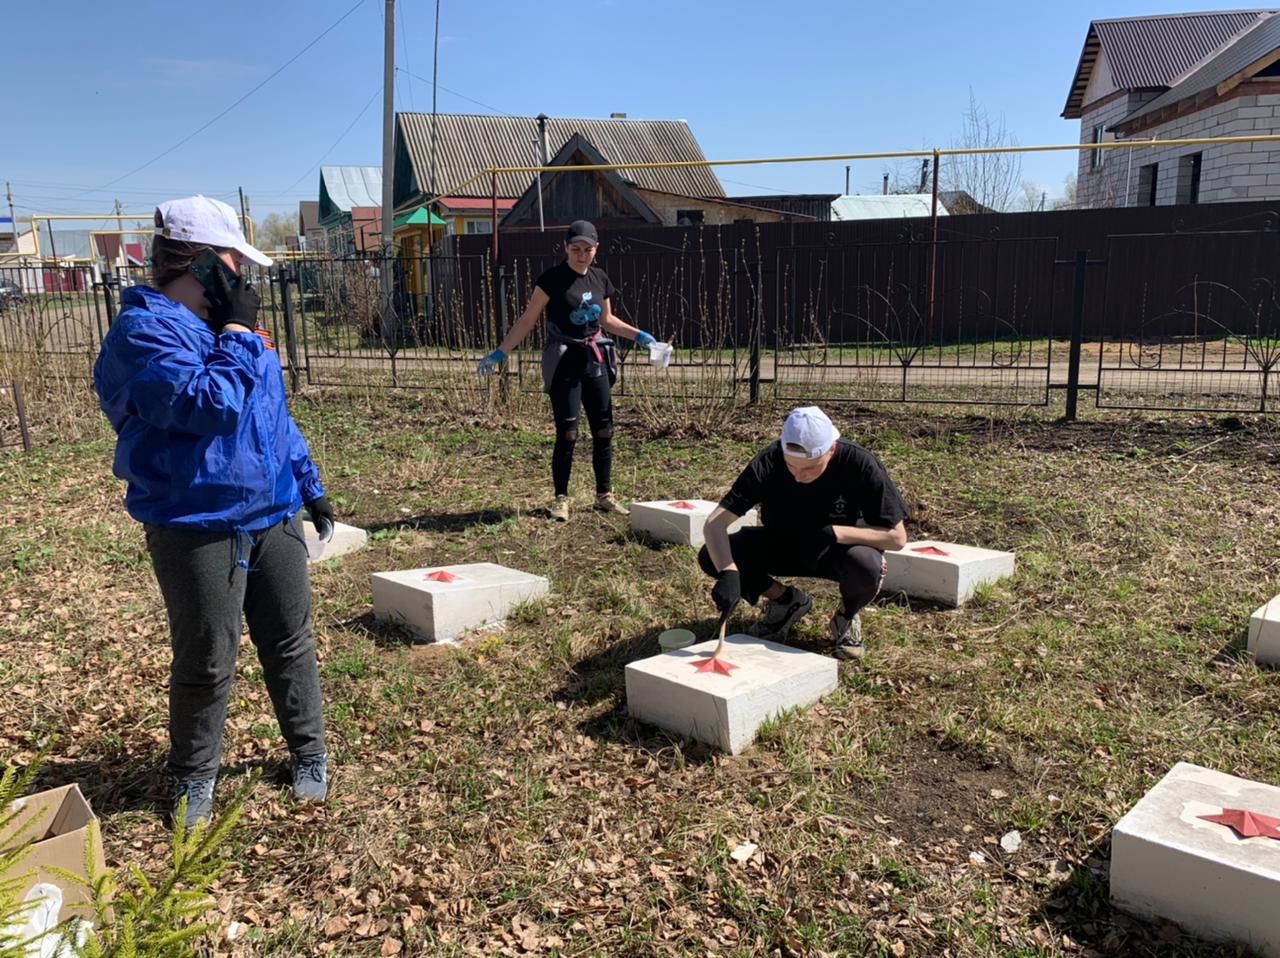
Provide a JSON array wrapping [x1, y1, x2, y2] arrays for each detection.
[[1198, 808, 1280, 839], [691, 655, 739, 676]]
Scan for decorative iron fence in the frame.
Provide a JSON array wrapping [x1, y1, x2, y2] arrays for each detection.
[[4, 204, 1280, 418]]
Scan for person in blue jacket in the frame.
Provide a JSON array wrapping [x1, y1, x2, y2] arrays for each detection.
[[93, 195, 331, 828]]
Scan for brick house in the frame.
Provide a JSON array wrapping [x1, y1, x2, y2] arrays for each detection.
[[1063, 9, 1280, 207]]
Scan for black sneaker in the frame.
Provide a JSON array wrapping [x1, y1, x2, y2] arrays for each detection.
[[170, 775, 216, 829], [748, 586, 813, 639], [831, 608, 865, 661]]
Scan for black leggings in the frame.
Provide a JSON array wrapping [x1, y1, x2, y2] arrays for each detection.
[[548, 348, 614, 496]]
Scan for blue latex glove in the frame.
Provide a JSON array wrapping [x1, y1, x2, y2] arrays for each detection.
[[477, 348, 506, 376], [634, 331, 656, 349]]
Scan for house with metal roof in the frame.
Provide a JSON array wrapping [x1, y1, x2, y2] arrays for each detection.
[[831, 194, 950, 221], [318, 166, 383, 253], [391, 112, 725, 233], [500, 133, 803, 231], [1064, 9, 1280, 207]]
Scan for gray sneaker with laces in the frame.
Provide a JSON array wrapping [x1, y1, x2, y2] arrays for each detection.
[[831, 608, 865, 660], [549, 495, 570, 522], [291, 752, 329, 803], [170, 775, 216, 829], [593, 491, 628, 515], [748, 586, 813, 638]]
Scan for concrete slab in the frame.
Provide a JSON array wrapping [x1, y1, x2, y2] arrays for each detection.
[[302, 520, 369, 563], [370, 562, 549, 643], [1111, 762, 1280, 955], [1248, 595, 1280, 667], [629, 499, 759, 547], [625, 634, 837, 754], [882, 540, 1015, 606]]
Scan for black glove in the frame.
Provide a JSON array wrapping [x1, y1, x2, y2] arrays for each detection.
[[711, 570, 742, 615], [815, 525, 839, 556], [205, 267, 261, 333], [306, 496, 334, 542]]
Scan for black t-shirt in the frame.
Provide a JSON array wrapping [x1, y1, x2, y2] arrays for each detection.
[[719, 439, 908, 534], [535, 262, 618, 337]]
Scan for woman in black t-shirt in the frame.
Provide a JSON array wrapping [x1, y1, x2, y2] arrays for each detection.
[[477, 220, 658, 521]]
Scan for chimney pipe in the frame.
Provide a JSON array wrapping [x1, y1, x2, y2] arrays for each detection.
[[536, 113, 550, 232], [919, 159, 929, 193], [882, 173, 889, 195]]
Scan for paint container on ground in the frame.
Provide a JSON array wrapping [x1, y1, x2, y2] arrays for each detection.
[[658, 628, 696, 651]]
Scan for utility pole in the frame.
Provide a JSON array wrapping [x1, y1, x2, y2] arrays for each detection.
[[5, 182, 16, 255], [114, 198, 124, 271], [430, 0, 441, 199], [238, 186, 252, 244], [536, 113, 549, 232], [379, 0, 397, 341]]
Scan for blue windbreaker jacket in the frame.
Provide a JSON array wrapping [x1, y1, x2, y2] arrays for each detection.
[[93, 286, 324, 532]]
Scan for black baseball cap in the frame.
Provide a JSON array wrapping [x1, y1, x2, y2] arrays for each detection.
[[565, 220, 599, 246]]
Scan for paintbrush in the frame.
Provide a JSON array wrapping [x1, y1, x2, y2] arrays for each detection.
[[712, 603, 733, 659]]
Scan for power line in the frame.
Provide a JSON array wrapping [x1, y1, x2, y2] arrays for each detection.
[[9, 181, 243, 197], [58, 0, 370, 199], [277, 84, 383, 196], [399, 0, 414, 112], [721, 176, 805, 195], [395, 67, 515, 116]]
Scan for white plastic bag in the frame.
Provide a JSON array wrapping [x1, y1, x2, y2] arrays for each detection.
[[0, 883, 89, 958]]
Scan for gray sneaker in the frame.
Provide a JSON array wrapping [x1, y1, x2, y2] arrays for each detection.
[[749, 586, 813, 638], [170, 775, 216, 829], [831, 608, 865, 661], [291, 752, 328, 803], [593, 491, 628, 515], [549, 495, 570, 522]]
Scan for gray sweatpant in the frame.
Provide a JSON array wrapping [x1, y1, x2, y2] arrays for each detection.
[[145, 515, 327, 780]]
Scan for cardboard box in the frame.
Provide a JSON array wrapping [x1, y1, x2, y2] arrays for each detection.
[[0, 784, 105, 914]]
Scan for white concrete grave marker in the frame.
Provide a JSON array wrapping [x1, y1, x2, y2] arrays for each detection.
[[1248, 595, 1280, 667], [881, 540, 1015, 606], [302, 520, 369, 564], [370, 562, 549, 643], [1111, 762, 1280, 955], [628, 499, 759, 547], [625, 634, 837, 754]]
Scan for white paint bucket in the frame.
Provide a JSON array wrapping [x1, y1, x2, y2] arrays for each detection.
[[648, 342, 674, 368], [658, 628, 696, 651]]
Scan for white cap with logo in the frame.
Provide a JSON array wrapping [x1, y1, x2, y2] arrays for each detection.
[[154, 195, 273, 266], [781, 405, 841, 459]]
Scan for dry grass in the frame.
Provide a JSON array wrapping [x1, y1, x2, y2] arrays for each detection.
[[2, 387, 1279, 957]]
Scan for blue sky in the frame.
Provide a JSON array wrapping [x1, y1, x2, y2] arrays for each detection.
[[0, 0, 1253, 226]]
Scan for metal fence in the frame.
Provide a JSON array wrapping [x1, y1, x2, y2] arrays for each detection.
[[1095, 227, 1280, 412], [3, 204, 1280, 431]]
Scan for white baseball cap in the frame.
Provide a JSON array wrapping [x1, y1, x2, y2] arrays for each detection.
[[781, 406, 841, 459], [154, 195, 273, 266]]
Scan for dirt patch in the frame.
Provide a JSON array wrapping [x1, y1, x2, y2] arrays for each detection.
[[864, 737, 1010, 847]]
